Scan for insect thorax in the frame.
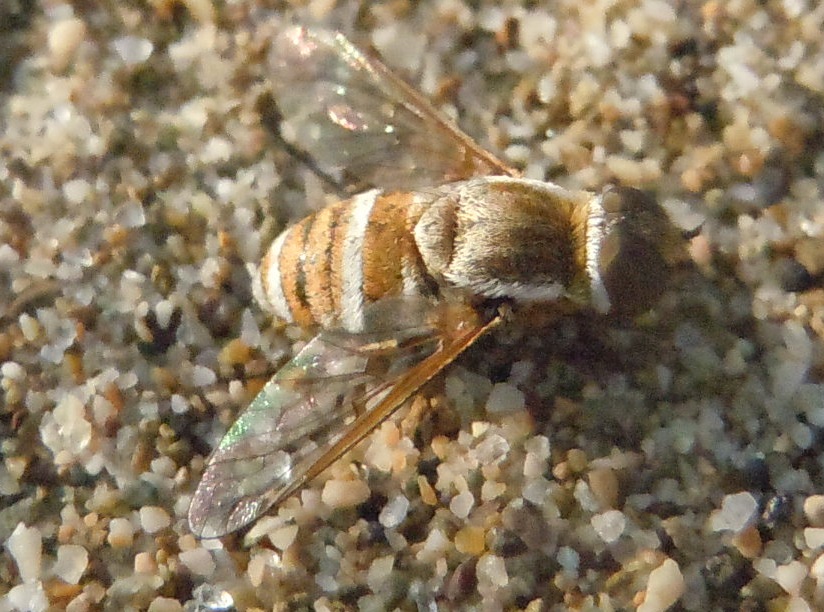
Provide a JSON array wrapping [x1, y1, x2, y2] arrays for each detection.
[[414, 177, 593, 305]]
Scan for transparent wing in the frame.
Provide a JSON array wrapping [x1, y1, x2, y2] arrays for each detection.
[[260, 24, 516, 193], [188, 298, 499, 538]]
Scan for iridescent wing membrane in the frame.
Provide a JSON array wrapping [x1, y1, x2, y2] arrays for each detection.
[[189, 300, 499, 537], [264, 25, 516, 192]]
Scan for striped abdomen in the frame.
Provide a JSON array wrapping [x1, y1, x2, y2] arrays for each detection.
[[255, 189, 431, 332]]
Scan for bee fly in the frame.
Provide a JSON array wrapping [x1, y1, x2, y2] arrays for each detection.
[[188, 24, 686, 538]]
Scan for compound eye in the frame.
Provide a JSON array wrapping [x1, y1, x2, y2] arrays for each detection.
[[596, 187, 673, 317], [599, 228, 668, 317]]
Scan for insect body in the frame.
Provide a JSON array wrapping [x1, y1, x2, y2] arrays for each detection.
[[256, 176, 678, 335], [188, 25, 684, 538]]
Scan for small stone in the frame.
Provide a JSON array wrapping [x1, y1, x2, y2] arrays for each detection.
[[786, 597, 812, 612], [112, 36, 153, 65], [150, 456, 176, 478], [139, 506, 171, 533], [605, 155, 661, 184], [66, 591, 95, 612], [523, 435, 550, 459], [134, 551, 156, 574], [378, 495, 409, 529], [523, 451, 546, 479], [804, 495, 824, 527], [485, 383, 525, 414], [556, 546, 580, 574], [219, 338, 252, 367], [454, 526, 486, 555], [481, 480, 506, 502], [789, 421, 813, 449], [795, 238, 824, 276], [366, 555, 395, 592], [7, 523, 42, 582], [40, 394, 92, 458], [179, 548, 216, 577], [638, 558, 685, 612], [710, 492, 757, 533], [591, 510, 626, 543], [19, 313, 42, 341], [522, 477, 551, 505], [0, 461, 21, 496], [371, 24, 426, 72], [552, 460, 571, 481], [806, 527, 824, 549], [732, 525, 762, 559], [268, 524, 299, 551], [247, 550, 277, 587], [417, 476, 438, 506], [566, 449, 588, 473], [191, 365, 216, 387], [147, 597, 184, 612], [62, 179, 91, 205], [811, 552, 824, 581], [775, 560, 807, 595], [170, 394, 188, 415], [321, 478, 370, 509], [152, 300, 173, 328], [445, 558, 478, 602], [476, 554, 508, 588], [417, 528, 450, 563], [0, 361, 26, 380], [473, 434, 509, 464], [48, 17, 86, 71], [6, 582, 48, 612], [0, 243, 19, 265], [177, 534, 197, 552], [52, 544, 88, 584], [449, 489, 475, 519], [192, 0, 223, 19], [364, 422, 400, 472], [588, 467, 619, 509], [771, 322, 812, 401]]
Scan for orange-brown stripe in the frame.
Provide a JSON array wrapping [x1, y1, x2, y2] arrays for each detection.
[[328, 200, 351, 321], [304, 202, 346, 327], [278, 218, 315, 327], [361, 193, 414, 302]]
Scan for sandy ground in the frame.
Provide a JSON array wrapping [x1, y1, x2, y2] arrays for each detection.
[[2, 0, 824, 610]]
